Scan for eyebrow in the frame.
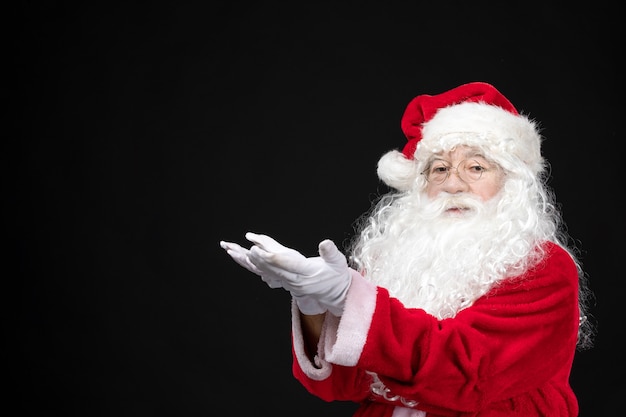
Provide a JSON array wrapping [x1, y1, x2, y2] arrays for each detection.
[[430, 150, 488, 163], [461, 149, 487, 159]]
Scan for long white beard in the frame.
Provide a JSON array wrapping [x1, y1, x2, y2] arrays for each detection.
[[352, 191, 540, 319]]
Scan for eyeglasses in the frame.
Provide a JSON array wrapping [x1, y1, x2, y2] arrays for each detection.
[[422, 159, 493, 184]]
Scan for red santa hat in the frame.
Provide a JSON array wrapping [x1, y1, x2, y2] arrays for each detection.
[[377, 82, 544, 191]]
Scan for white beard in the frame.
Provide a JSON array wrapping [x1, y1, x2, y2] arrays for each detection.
[[352, 191, 539, 319]]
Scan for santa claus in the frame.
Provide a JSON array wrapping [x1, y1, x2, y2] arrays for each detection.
[[220, 82, 594, 416]]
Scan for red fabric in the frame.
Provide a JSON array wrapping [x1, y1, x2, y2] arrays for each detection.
[[292, 242, 580, 416], [400, 82, 518, 159]]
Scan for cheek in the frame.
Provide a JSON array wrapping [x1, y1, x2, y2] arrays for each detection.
[[477, 180, 503, 200], [425, 184, 439, 198]]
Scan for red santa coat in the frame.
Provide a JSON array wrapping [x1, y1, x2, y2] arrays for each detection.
[[291, 242, 581, 416]]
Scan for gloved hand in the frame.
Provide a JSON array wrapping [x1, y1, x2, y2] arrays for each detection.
[[246, 232, 351, 316], [220, 238, 327, 315], [220, 240, 282, 288]]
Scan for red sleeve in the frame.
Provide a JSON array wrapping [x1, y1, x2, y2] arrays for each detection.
[[357, 242, 580, 413]]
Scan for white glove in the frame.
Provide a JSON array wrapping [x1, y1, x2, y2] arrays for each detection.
[[220, 238, 327, 315], [219, 240, 282, 288], [246, 232, 351, 316]]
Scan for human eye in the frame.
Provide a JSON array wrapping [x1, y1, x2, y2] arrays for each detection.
[[424, 162, 450, 183], [430, 163, 450, 174], [466, 160, 486, 173], [462, 159, 489, 181]]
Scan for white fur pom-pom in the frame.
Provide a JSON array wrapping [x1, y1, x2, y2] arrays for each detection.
[[376, 150, 419, 192]]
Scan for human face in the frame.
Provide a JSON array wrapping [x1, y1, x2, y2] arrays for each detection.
[[424, 146, 504, 202]]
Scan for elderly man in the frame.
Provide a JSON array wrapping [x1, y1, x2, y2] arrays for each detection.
[[220, 82, 594, 416]]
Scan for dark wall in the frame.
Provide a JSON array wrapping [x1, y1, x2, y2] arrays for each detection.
[[14, 2, 623, 416]]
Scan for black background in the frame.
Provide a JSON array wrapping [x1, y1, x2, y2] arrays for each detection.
[[14, 2, 623, 416]]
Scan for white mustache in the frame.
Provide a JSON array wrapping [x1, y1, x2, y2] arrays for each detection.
[[422, 194, 485, 217], [443, 195, 483, 210]]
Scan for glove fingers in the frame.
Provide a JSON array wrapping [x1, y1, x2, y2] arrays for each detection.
[[248, 245, 309, 274], [220, 241, 264, 275], [221, 241, 286, 288], [220, 240, 242, 253], [318, 239, 347, 268], [228, 250, 262, 275], [248, 247, 295, 278], [245, 232, 288, 253], [220, 241, 248, 264]]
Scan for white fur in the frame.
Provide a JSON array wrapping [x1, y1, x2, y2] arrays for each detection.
[[376, 150, 418, 191], [348, 176, 551, 319], [377, 102, 544, 191]]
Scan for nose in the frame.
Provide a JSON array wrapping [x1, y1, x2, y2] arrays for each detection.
[[440, 169, 469, 193]]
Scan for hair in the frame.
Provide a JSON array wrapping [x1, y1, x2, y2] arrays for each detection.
[[347, 147, 596, 351]]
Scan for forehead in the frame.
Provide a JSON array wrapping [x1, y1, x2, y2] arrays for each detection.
[[430, 145, 488, 161]]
